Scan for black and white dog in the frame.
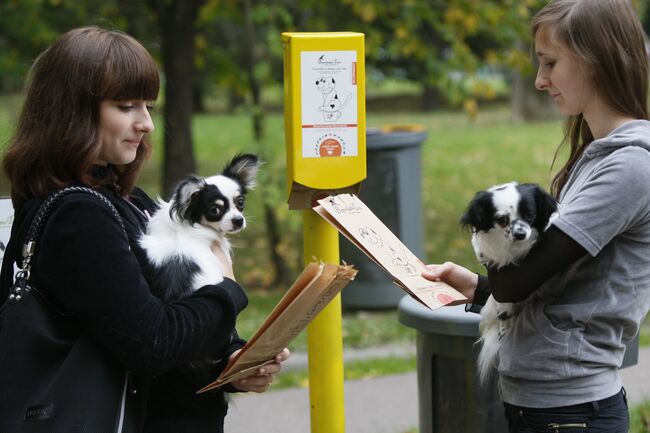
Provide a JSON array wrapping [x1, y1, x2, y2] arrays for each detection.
[[460, 181, 558, 383], [139, 154, 261, 302]]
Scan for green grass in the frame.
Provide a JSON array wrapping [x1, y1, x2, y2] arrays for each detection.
[[237, 289, 415, 352], [271, 355, 417, 390], [631, 401, 650, 433]]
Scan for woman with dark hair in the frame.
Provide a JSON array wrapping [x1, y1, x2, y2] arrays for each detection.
[[424, 1, 650, 431], [0, 26, 288, 433]]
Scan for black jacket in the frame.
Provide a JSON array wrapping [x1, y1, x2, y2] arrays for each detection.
[[0, 186, 248, 432]]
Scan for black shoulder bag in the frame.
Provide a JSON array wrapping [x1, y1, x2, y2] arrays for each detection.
[[0, 187, 141, 433]]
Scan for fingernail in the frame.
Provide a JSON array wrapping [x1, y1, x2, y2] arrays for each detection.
[[260, 368, 266, 374]]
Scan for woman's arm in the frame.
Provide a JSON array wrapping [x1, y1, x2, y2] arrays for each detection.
[[487, 225, 587, 302], [423, 226, 587, 305]]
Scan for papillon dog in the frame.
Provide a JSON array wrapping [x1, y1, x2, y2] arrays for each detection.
[[460, 181, 558, 384], [139, 154, 261, 302]]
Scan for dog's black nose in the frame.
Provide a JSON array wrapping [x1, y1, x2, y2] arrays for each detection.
[[513, 231, 527, 240], [232, 216, 244, 228]]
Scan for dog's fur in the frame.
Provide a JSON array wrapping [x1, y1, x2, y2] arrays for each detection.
[[460, 182, 558, 384], [139, 154, 261, 302]]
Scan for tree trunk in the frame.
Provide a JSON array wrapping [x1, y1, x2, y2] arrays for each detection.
[[192, 83, 206, 113], [264, 203, 291, 286], [151, 0, 203, 196], [227, 89, 245, 113], [510, 69, 554, 122], [242, 0, 264, 142], [241, 0, 288, 288], [421, 83, 446, 111], [510, 41, 554, 122]]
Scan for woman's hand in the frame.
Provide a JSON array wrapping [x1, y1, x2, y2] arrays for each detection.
[[421, 261, 477, 305], [230, 348, 291, 393], [211, 241, 235, 280]]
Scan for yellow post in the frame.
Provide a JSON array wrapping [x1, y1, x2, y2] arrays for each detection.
[[303, 209, 345, 433], [283, 31, 366, 433]]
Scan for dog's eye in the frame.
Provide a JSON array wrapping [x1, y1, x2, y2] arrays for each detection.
[[209, 204, 223, 216], [235, 196, 245, 210], [495, 215, 510, 227]]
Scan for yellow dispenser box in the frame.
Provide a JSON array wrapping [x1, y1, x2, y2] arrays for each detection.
[[282, 32, 366, 209]]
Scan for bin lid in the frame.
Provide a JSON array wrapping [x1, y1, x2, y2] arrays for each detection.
[[397, 295, 480, 337], [366, 125, 427, 150]]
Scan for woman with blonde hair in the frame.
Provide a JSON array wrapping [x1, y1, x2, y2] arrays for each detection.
[[424, 1, 650, 431]]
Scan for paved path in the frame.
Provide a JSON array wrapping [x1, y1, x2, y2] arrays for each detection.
[[224, 346, 650, 433]]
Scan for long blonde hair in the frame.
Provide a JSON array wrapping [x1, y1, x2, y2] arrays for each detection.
[[532, 0, 649, 197]]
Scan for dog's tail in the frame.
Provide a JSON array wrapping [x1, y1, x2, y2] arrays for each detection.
[[476, 328, 500, 385], [475, 296, 501, 385]]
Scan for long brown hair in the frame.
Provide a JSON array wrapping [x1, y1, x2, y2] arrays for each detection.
[[2, 26, 159, 207], [531, 0, 649, 197]]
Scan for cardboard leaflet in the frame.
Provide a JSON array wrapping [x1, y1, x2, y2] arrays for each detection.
[[314, 194, 466, 311], [199, 262, 357, 393]]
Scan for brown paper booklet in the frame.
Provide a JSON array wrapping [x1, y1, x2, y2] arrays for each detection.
[[198, 262, 357, 393], [314, 194, 466, 311]]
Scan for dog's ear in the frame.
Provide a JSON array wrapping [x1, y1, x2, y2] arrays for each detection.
[[527, 184, 558, 231], [222, 154, 262, 192], [169, 175, 205, 223], [460, 191, 494, 232]]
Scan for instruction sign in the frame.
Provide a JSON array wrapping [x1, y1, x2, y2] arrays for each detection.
[[301, 50, 358, 158]]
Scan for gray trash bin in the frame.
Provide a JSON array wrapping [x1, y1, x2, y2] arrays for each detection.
[[341, 125, 427, 310], [398, 296, 506, 433], [398, 295, 641, 433]]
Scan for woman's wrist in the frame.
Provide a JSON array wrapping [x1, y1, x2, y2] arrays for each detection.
[[464, 273, 491, 313]]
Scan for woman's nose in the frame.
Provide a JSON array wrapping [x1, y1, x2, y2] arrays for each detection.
[[136, 110, 155, 133], [535, 69, 549, 91]]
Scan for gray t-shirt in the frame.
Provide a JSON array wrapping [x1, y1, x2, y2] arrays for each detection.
[[498, 120, 650, 407]]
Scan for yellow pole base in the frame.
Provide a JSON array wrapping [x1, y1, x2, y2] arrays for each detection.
[[303, 209, 345, 433]]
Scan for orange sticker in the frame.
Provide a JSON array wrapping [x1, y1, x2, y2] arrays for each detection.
[[319, 138, 343, 157]]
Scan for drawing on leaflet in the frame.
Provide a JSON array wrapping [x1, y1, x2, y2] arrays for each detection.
[[387, 244, 417, 276], [359, 226, 384, 248], [315, 76, 352, 122], [435, 291, 457, 305], [329, 195, 363, 215]]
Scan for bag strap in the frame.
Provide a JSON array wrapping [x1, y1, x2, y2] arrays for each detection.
[[14, 186, 126, 292]]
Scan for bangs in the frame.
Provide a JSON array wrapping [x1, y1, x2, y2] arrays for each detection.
[[100, 33, 159, 101]]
